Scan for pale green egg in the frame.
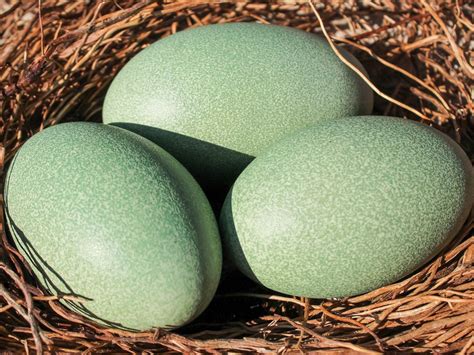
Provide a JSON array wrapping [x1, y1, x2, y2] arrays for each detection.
[[221, 116, 473, 298], [5, 122, 222, 330], [103, 23, 373, 190]]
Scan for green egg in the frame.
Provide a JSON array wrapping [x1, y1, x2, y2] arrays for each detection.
[[220, 116, 473, 298], [4, 122, 222, 330], [103, 23, 373, 190]]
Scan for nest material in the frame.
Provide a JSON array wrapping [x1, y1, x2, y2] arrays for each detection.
[[0, 0, 473, 353]]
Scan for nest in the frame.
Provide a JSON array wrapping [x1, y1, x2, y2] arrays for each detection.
[[1, 0, 473, 353]]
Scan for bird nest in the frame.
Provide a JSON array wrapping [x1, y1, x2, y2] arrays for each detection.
[[1, 0, 473, 353]]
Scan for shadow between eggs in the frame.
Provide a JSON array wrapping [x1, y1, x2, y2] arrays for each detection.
[[109, 122, 255, 207]]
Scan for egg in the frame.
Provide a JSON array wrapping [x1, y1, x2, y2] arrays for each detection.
[[103, 23, 373, 191], [4, 122, 222, 330], [220, 116, 473, 298]]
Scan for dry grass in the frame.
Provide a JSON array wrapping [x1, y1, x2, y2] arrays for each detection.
[[0, 0, 473, 353]]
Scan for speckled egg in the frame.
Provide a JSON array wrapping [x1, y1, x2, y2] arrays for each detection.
[[5, 122, 222, 330], [220, 116, 473, 298], [103, 22, 373, 190]]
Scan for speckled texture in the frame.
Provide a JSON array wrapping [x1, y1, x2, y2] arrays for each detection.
[[220, 116, 474, 298], [103, 22, 373, 189], [4, 122, 222, 330]]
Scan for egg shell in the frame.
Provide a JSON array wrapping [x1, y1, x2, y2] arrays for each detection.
[[103, 22, 373, 190], [220, 116, 473, 298], [4, 122, 222, 330]]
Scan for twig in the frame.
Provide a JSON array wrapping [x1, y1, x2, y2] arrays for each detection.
[[38, 0, 44, 56], [0, 1, 20, 19], [0, 267, 44, 353], [279, 316, 381, 354], [318, 305, 385, 352], [308, 0, 432, 122], [333, 36, 452, 114], [419, 0, 474, 80], [459, 335, 474, 355]]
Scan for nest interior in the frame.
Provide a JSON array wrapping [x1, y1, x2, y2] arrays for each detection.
[[0, 0, 473, 353]]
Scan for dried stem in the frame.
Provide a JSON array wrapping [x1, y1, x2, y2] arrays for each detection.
[[308, 0, 431, 122]]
